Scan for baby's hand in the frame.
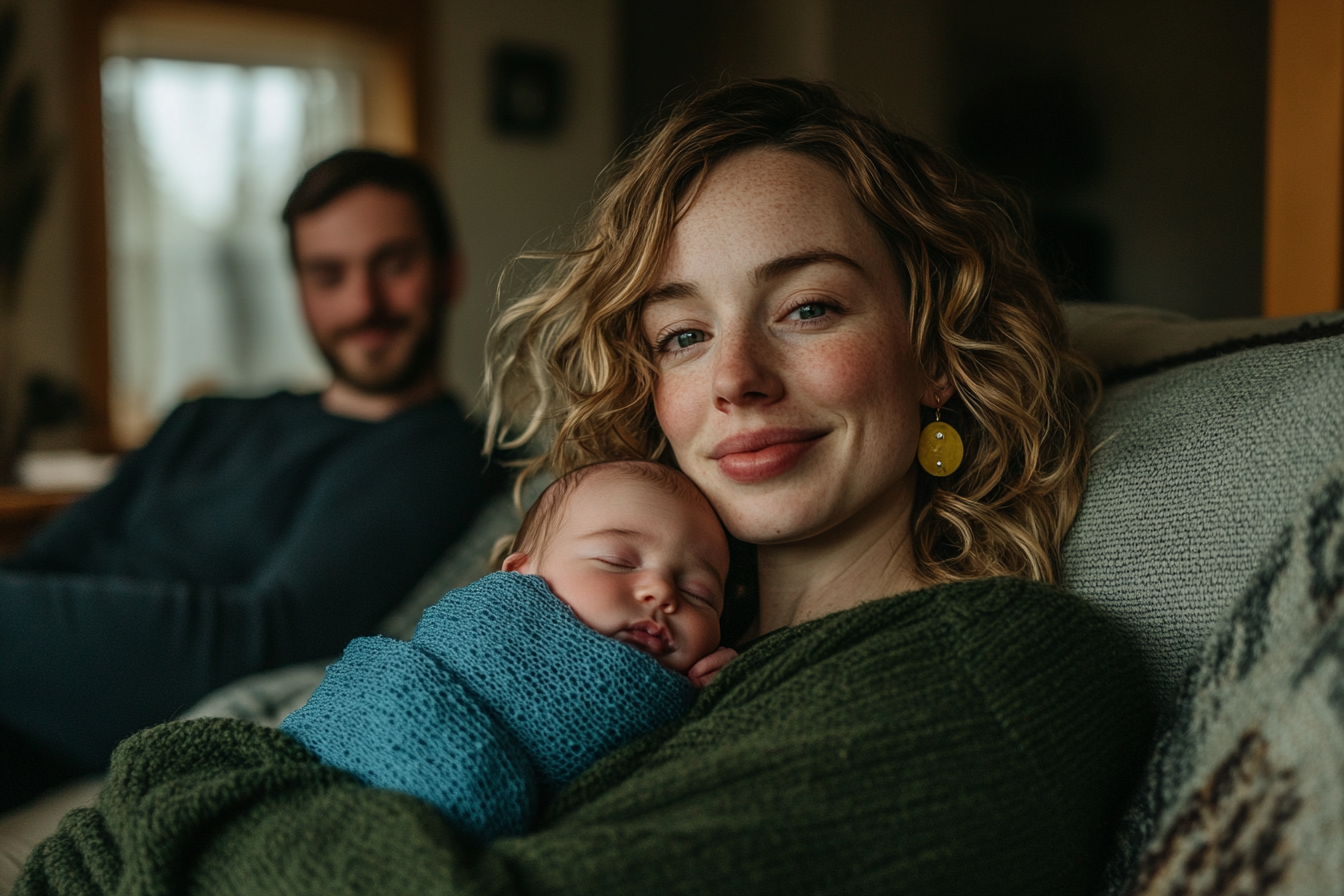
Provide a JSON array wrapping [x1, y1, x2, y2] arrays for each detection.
[[688, 646, 737, 689]]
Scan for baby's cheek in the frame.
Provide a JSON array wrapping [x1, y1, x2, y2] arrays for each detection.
[[695, 614, 723, 656]]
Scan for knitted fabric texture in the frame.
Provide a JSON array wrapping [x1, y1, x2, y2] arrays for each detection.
[[17, 578, 1153, 896], [279, 572, 696, 841], [1100, 455, 1344, 895], [1062, 333, 1344, 704]]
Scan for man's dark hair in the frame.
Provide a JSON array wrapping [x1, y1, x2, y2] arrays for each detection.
[[282, 148, 456, 262]]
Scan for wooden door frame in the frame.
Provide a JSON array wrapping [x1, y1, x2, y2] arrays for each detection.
[[1263, 0, 1344, 317]]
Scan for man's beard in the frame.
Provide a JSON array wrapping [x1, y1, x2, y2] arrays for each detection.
[[318, 304, 443, 395]]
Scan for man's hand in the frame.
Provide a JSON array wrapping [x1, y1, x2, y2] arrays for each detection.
[[687, 647, 737, 689]]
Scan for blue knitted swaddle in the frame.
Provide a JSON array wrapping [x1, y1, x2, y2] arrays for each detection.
[[280, 572, 698, 841]]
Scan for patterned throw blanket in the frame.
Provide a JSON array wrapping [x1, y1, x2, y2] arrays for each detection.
[[280, 572, 696, 840], [17, 577, 1153, 895], [1103, 457, 1344, 895]]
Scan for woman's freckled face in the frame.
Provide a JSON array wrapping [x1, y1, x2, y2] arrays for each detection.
[[642, 148, 929, 545]]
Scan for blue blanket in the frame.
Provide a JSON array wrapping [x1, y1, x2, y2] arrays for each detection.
[[280, 572, 697, 841]]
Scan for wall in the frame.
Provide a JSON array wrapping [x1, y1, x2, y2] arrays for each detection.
[[832, 0, 948, 143], [432, 0, 617, 410], [622, 0, 1268, 320], [944, 0, 1268, 318]]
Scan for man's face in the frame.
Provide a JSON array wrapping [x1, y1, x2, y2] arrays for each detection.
[[293, 185, 450, 394]]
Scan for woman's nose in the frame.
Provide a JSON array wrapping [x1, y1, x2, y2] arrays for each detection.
[[712, 328, 784, 412]]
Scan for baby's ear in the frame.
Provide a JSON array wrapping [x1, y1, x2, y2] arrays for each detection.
[[500, 552, 531, 574], [488, 533, 517, 569]]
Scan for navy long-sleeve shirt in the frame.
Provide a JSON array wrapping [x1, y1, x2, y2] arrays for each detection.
[[0, 391, 500, 770]]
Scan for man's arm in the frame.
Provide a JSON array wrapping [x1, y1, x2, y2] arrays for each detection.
[[1, 404, 201, 574], [0, 403, 498, 771]]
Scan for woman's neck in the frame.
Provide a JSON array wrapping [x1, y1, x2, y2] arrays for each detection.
[[754, 479, 925, 635]]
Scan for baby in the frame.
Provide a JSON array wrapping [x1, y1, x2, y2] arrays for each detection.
[[280, 461, 735, 841]]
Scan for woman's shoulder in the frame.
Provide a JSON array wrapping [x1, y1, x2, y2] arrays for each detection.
[[737, 576, 1140, 687], [917, 576, 1143, 674], [712, 575, 1155, 798]]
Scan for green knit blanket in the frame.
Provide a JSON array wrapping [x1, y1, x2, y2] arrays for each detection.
[[16, 577, 1154, 895]]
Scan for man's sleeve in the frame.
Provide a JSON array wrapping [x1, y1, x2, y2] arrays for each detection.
[[1, 405, 197, 574], [0, 409, 497, 771]]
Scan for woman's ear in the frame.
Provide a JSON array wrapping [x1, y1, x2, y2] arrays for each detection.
[[500, 551, 532, 573], [921, 375, 955, 410]]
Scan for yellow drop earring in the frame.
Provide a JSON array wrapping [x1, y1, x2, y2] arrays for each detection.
[[917, 406, 964, 477]]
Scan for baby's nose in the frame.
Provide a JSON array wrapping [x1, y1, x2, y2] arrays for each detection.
[[638, 576, 678, 610]]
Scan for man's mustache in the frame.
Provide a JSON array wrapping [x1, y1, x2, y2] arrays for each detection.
[[333, 312, 413, 342]]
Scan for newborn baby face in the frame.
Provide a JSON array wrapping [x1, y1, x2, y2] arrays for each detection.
[[502, 470, 729, 674]]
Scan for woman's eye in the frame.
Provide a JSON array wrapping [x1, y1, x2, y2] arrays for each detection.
[[658, 328, 707, 353], [789, 302, 831, 321]]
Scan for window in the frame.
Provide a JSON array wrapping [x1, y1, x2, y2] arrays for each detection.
[[98, 4, 415, 446]]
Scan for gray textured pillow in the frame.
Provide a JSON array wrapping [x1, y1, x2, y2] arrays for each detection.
[[1063, 332, 1344, 705], [1101, 455, 1344, 895]]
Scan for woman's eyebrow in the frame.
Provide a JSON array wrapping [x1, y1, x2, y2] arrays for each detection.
[[754, 251, 863, 285], [645, 281, 698, 304], [644, 251, 863, 305]]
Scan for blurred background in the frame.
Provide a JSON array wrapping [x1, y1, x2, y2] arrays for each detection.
[[0, 0, 1328, 460]]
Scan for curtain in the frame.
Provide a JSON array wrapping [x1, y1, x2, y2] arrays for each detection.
[[102, 57, 362, 444]]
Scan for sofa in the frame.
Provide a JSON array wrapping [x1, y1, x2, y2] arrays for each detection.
[[2, 302, 1342, 895]]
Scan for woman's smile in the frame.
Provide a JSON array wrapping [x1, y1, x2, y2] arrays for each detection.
[[710, 427, 826, 482]]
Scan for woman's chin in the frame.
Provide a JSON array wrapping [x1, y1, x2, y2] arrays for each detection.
[[719, 506, 826, 546]]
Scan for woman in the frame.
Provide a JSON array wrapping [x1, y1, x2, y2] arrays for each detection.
[[17, 80, 1152, 895]]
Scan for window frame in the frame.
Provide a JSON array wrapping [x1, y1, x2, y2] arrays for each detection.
[[66, 0, 431, 450]]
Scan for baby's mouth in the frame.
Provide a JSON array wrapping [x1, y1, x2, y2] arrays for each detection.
[[616, 620, 671, 656]]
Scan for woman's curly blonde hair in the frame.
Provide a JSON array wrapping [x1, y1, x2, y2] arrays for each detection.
[[486, 78, 1099, 585]]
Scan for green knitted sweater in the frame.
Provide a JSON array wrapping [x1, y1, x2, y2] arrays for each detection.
[[16, 577, 1153, 895]]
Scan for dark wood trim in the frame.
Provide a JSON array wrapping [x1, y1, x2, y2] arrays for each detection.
[[223, 0, 434, 157], [1263, 0, 1344, 316], [67, 0, 117, 452]]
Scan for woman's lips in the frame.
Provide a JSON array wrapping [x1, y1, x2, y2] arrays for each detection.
[[711, 428, 824, 483]]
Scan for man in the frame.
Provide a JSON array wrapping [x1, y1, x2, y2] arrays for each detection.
[[0, 150, 501, 808]]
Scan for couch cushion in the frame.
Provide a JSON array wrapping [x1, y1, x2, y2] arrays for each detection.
[[1062, 329, 1344, 704], [1063, 301, 1344, 377], [1101, 456, 1344, 895]]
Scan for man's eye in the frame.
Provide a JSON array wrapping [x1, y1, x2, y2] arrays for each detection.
[[305, 267, 342, 289], [380, 253, 414, 275]]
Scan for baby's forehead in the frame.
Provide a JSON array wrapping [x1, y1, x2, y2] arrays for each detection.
[[556, 468, 725, 551], [565, 465, 703, 507]]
